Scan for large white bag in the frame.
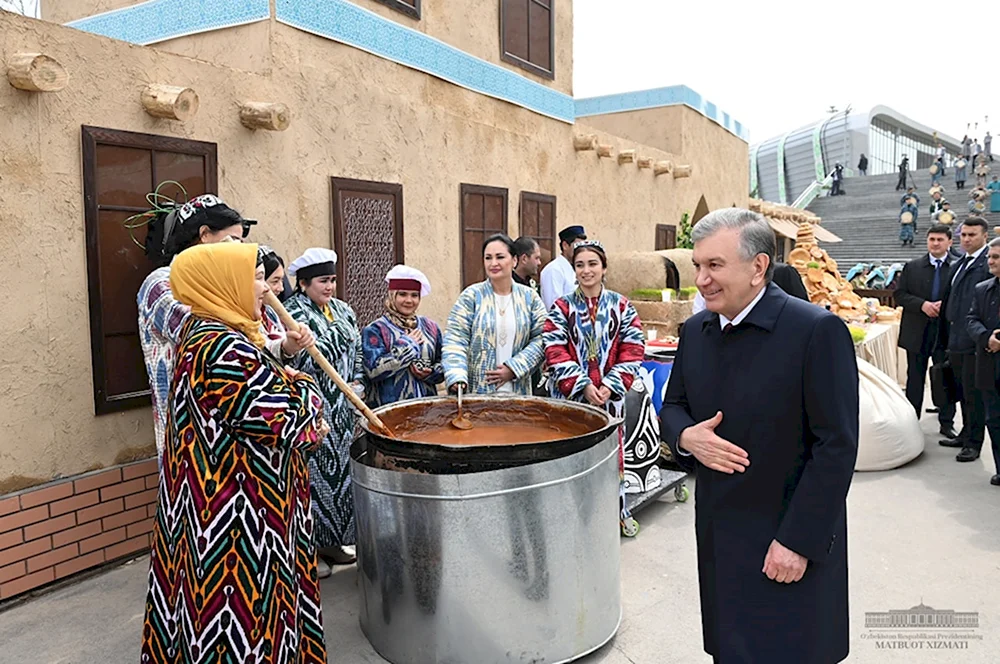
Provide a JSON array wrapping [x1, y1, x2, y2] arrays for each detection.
[[855, 357, 924, 471]]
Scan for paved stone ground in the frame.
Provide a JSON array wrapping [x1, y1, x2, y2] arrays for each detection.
[[1, 408, 997, 663]]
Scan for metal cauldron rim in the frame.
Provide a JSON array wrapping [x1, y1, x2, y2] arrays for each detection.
[[359, 395, 621, 467]]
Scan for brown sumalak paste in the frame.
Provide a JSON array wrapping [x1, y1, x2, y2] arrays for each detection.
[[377, 399, 603, 446]]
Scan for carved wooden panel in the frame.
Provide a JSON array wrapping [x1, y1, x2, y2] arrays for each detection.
[[331, 178, 404, 328]]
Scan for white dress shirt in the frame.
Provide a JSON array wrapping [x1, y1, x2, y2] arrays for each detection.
[[719, 286, 768, 329], [540, 255, 576, 309], [952, 244, 987, 286]]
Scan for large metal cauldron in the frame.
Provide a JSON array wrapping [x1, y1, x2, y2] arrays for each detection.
[[351, 395, 622, 664]]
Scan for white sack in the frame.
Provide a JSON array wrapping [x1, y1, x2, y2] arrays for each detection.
[[855, 357, 924, 471]]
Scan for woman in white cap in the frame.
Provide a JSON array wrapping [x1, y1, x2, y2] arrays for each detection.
[[443, 234, 547, 395], [285, 247, 363, 574], [362, 265, 444, 406]]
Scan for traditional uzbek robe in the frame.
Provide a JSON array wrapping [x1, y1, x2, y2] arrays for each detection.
[[442, 281, 547, 395], [899, 204, 918, 243], [285, 292, 363, 548], [139, 268, 287, 461], [362, 315, 444, 406], [988, 180, 1000, 213], [543, 288, 645, 416], [141, 319, 327, 664]]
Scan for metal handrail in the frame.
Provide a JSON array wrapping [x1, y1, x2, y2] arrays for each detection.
[[792, 172, 834, 208]]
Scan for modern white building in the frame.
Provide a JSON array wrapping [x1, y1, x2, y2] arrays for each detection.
[[751, 106, 962, 204]]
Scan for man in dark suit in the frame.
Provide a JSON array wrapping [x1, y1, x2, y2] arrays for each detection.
[[940, 217, 991, 461], [966, 237, 1000, 486], [661, 208, 858, 664], [894, 224, 957, 437]]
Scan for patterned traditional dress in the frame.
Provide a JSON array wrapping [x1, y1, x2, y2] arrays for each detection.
[[899, 204, 918, 243], [141, 319, 327, 664], [362, 315, 444, 406], [139, 268, 286, 461], [284, 292, 363, 548], [543, 288, 645, 526], [442, 281, 547, 394]]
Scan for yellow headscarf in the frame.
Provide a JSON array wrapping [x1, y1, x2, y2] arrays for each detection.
[[170, 242, 267, 348]]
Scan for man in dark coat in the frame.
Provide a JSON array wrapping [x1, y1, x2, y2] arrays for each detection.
[[661, 208, 859, 664], [939, 217, 991, 461], [771, 262, 809, 301], [965, 237, 1000, 486], [896, 155, 910, 190], [894, 224, 957, 437]]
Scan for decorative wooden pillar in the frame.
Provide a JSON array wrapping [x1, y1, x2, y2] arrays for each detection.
[[141, 84, 199, 121], [6, 53, 68, 92], [617, 149, 636, 165], [240, 102, 291, 131]]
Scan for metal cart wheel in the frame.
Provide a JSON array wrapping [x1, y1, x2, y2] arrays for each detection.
[[674, 485, 690, 503]]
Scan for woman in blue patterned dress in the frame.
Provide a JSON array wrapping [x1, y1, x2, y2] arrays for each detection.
[[285, 248, 364, 575], [442, 234, 547, 395], [363, 265, 444, 406]]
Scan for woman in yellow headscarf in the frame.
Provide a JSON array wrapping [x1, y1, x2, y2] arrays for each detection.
[[141, 242, 329, 664]]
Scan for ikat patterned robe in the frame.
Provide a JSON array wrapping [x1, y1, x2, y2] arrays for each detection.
[[442, 281, 547, 395], [362, 315, 444, 406], [141, 319, 327, 664], [284, 292, 363, 548], [542, 288, 645, 418]]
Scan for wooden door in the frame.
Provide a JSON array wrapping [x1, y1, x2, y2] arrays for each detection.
[[330, 178, 404, 328], [519, 191, 556, 267], [655, 224, 676, 250], [460, 184, 509, 287]]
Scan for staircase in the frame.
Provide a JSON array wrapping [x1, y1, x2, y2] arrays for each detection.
[[806, 171, 999, 272]]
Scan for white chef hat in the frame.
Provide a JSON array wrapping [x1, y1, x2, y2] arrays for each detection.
[[287, 247, 338, 281], [385, 264, 431, 297]]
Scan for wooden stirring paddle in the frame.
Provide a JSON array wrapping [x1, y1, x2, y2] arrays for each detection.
[[451, 383, 473, 430], [264, 291, 394, 438]]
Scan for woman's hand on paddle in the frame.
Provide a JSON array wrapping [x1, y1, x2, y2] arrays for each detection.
[[282, 328, 315, 356], [678, 411, 750, 474]]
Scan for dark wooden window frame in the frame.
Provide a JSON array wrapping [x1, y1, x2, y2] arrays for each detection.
[[518, 190, 556, 258], [330, 177, 405, 303], [655, 223, 677, 251], [372, 0, 421, 20], [460, 183, 509, 287], [500, 0, 555, 80], [82, 126, 218, 415]]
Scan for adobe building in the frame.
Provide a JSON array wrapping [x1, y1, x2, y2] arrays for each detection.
[[0, 0, 748, 599]]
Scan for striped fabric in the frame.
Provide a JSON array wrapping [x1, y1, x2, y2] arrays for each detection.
[[442, 280, 547, 394], [141, 318, 327, 664]]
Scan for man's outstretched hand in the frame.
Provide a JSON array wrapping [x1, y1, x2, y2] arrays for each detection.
[[678, 411, 750, 474]]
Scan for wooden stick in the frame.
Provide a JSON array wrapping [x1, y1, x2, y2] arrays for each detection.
[[264, 292, 394, 437], [141, 84, 199, 121], [597, 144, 614, 158], [617, 149, 636, 165], [7, 53, 68, 92], [673, 164, 693, 179], [654, 160, 673, 176], [637, 157, 653, 169]]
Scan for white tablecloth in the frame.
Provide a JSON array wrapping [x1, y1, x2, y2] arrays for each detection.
[[855, 323, 907, 387]]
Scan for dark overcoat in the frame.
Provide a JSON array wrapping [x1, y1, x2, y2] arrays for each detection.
[[966, 277, 1000, 390], [660, 284, 859, 664], [941, 248, 990, 354], [894, 254, 953, 353]]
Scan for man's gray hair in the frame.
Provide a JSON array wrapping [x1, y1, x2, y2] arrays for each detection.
[[988, 236, 1000, 249], [690, 208, 776, 281]]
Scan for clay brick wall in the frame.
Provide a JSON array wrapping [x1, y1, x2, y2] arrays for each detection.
[[0, 459, 158, 601]]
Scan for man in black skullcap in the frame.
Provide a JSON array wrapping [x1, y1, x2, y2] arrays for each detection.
[[540, 225, 587, 309]]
